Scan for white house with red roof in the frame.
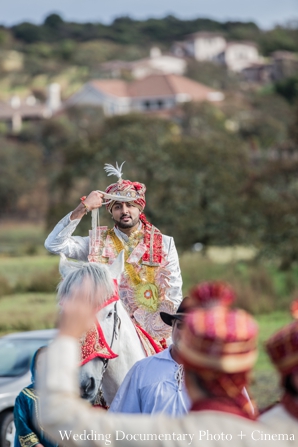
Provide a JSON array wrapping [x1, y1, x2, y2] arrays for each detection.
[[65, 74, 224, 116]]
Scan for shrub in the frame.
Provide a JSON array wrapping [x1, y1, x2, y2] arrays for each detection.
[[15, 268, 60, 293]]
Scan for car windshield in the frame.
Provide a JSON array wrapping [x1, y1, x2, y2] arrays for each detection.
[[0, 338, 50, 377]]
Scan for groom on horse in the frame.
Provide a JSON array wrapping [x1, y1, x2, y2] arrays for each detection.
[[45, 162, 182, 342]]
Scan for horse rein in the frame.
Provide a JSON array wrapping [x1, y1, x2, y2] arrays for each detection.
[[95, 301, 121, 408], [102, 301, 121, 371]]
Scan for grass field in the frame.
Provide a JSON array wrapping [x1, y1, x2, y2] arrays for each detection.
[[0, 221, 47, 256], [0, 292, 57, 333], [0, 255, 59, 286]]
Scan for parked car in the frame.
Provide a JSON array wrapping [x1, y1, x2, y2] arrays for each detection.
[[0, 329, 57, 447]]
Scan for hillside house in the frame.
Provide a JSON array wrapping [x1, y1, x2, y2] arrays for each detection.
[[172, 32, 260, 72], [217, 42, 260, 72], [0, 83, 61, 132], [272, 51, 298, 81], [101, 47, 187, 79], [65, 74, 224, 116], [172, 32, 226, 62], [242, 62, 274, 83]]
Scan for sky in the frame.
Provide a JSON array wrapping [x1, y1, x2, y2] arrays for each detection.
[[1, 0, 297, 29]]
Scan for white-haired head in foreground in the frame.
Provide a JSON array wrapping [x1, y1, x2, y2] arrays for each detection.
[[57, 254, 115, 307]]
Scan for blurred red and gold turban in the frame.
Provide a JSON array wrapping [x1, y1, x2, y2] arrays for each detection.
[[188, 281, 236, 309], [177, 306, 259, 419]]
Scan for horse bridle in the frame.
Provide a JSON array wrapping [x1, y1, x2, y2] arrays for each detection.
[[94, 301, 121, 408]]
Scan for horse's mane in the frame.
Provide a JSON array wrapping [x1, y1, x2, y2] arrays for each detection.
[[57, 254, 115, 307]]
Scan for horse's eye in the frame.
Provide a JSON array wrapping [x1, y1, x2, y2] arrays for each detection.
[[107, 311, 113, 318]]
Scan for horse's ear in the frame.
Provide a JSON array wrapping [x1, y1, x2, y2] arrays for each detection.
[[59, 253, 69, 278], [59, 253, 80, 278], [108, 250, 125, 280]]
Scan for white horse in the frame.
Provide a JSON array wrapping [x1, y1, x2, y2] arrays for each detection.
[[58, 252, 148, 407]]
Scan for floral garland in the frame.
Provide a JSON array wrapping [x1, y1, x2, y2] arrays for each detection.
[[108, 229, 155, 285], [88, 225, 174, 339], [108, 229, 160, 313]]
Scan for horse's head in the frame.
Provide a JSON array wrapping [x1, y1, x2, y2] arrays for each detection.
[[79, 298, 122, 404], [58, 252, 126, 405], [58, 251, 124, 305]]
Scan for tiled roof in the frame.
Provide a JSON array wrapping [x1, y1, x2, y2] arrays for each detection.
[[165, 74, 216, 101], [90, 80, 129, 97], [90, 74, 219, 101], [127, 74, 174, 97]]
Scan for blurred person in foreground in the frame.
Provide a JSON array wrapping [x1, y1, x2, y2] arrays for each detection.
[[186, 281, 257, 417], [36, 271, 292, 447], [14, 347, 58, 447], [259, 305, 298, 438], [109, 301, 191, 415], [44, 162, 182, 343]]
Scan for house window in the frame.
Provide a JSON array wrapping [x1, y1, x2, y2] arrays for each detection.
[[143, 99, 164, 110]]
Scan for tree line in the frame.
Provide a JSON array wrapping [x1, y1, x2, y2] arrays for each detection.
[[1, 13, 297, 55]]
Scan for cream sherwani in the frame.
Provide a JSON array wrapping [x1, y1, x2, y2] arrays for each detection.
[[37, 337, 293, 447]]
